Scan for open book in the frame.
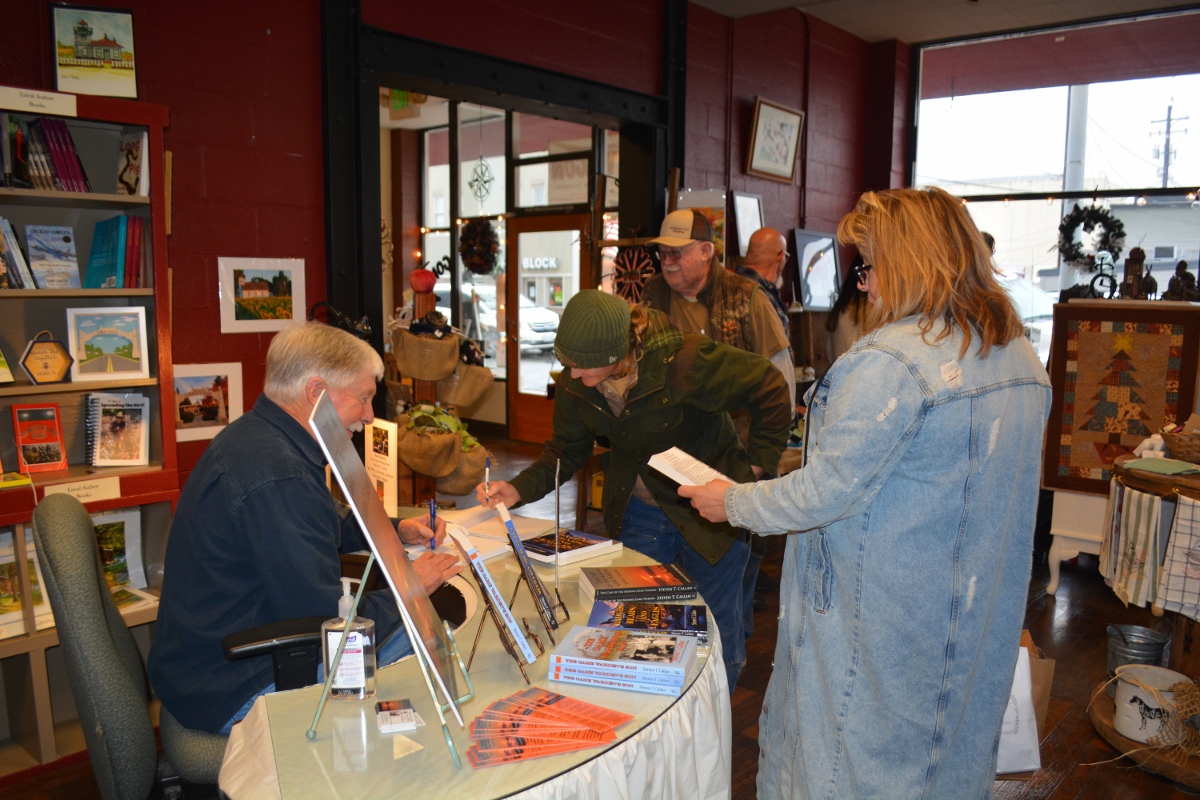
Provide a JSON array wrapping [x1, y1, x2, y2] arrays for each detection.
[[648, 447, 733, 486]]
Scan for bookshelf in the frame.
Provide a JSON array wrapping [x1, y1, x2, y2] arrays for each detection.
[[0, 90, 176, 777]]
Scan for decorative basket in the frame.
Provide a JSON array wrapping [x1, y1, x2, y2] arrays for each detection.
[[391, 329, 459, 382], [1163, 432, 1200, 464], [436, 363, 494, 409], [395, 413, 461, 477], [436, 438, 490, 496]]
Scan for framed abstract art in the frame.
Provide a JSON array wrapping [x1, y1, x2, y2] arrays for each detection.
[[1044, 300, 1200, 495]]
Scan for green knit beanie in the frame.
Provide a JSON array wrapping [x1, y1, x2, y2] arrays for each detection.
[[554, 290, 631, 368]]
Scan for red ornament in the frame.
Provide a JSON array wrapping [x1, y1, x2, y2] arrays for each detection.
[[409, 268, 437, 294]]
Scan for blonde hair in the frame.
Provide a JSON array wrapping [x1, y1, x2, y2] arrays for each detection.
[[263, 322, 384, 406], [836, 186, 1023, 358], [613, 304, 651, 378]]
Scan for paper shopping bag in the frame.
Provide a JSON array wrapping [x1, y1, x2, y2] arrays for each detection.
[[996, 647, 1041, 774]]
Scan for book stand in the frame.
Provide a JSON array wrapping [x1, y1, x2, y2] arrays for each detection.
[[305, 552, 476, 768], [464, 565, 546, 683]]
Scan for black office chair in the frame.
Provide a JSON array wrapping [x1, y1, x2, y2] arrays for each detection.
[[31, 494, 324, 799]]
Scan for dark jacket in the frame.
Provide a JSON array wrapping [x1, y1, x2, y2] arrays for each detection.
[[509, 310, 791, 564], [148, 395, 401, 733]]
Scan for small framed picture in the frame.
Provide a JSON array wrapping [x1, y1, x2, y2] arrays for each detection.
[[731, 192, 764, 257], [172, 362, 244, 442], [745, 97, 804, 183], [218, 257, 305, 334], [66, 306, 150, 382], [51, 4, 138, 99]]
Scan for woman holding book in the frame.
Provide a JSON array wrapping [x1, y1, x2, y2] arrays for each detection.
[[680, 187, 1051, 798], [477, 290, 792, 689]]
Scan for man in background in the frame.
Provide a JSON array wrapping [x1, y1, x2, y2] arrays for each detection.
[[736, 226, 791, 338]]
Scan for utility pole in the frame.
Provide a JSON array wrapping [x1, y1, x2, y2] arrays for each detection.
[[1152, 103, 1189, 189]]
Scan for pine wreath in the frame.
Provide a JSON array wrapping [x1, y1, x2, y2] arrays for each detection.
[[458, 218, 500, 276], [1057, 204, 1126, 271], [612, 247, 656, 303]]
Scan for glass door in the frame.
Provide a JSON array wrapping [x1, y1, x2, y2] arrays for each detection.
[[505, 214, 591, 443]]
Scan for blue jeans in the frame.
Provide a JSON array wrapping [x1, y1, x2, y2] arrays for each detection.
[[619, 496, 749, 688], [218, 625, 414, 735]]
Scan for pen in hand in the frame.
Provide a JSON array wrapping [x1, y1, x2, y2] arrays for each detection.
[[485, 455, 491, 505], [428, 498, 437, 550]]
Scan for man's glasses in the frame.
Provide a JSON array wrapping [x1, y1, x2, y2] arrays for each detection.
[[853, 263, 873, 281], [657, 241, 701, 262]]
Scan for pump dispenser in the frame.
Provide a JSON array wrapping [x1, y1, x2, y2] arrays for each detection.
[[321, 577, 377, 700]]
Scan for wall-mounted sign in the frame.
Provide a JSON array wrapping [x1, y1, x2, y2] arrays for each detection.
[[521, 257, 558, 270], [20, 331, 73, 385]]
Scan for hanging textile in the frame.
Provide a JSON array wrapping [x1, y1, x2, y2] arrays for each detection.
[[1156, 495, 1200, 621], [1113, 487, 1161, 607], [1100, 478, 1124, 583]]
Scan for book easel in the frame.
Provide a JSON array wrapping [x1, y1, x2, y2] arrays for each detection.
[[308, 391, 475, 768]]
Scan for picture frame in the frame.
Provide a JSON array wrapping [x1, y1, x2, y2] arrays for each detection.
[[51, 4, 138, 99], [1044, 301, 1200, 495], [65, 306, 149, 382], [172, 362, 244, 442], [745, 97, 804, 184], [731, 191, 764, 257], [791, 228, 840, 312], [218, 257, 305, 334]]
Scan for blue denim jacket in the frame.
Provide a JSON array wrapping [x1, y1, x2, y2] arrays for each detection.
[[727, 316, 1050, 799]]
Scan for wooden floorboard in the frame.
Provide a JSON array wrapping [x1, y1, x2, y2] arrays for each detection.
[[1, 434, 1190, 798]]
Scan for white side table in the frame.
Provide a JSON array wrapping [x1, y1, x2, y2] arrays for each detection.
[[1046, 489, 1108, 595]]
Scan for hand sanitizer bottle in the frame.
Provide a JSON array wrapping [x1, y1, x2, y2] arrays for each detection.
[[322, 577, 377, 700]]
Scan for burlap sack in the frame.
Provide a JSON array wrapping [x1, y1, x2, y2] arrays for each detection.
[[395, 413, 460, 477], [435, 363, 493, 408], [391, 329, 459, 381], [436, 438, 490, 496]]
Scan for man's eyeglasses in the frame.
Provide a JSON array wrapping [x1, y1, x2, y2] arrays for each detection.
[[853, 263, 873, 281], [657, 241, 701, 262]]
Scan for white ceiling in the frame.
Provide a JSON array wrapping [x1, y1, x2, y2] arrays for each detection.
[[691, 0, 1199, 44]]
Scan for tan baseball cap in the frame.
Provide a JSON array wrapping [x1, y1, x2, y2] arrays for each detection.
[[647, 208, 714, 248]]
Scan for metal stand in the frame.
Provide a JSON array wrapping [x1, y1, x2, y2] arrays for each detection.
[[465, 571, 546, 683], [305, 553, 475, 768]]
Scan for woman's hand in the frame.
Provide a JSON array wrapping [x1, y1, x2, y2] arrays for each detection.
[[678, 479, 734, 524], [475, 479, 520, 509]]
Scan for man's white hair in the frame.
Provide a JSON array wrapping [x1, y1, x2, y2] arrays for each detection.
[[263, 322, 384, 406]]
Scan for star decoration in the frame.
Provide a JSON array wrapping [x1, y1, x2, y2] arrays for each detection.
[[469, 157, 494, 204]]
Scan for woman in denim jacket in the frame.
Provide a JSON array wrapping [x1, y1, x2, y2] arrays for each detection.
[[683, 187, 1051, 798]]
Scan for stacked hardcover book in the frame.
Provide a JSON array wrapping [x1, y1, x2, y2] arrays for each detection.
[[548, 626, 699, 697], [85, 393, 151, 467], [578, 563, 698, 605]]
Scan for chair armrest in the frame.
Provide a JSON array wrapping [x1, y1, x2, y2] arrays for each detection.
[[222, 616, 327, 661]]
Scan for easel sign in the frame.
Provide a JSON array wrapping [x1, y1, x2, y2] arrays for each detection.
[[309, 392, 471, 759]]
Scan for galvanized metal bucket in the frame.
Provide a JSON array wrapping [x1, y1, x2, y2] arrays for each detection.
[[1106, 624, 1170, 696]]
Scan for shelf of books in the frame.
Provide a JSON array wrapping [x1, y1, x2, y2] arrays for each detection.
[[0, 89, 175, 776]]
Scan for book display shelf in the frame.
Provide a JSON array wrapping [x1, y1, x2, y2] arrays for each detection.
[[0, 91, 177, 777]]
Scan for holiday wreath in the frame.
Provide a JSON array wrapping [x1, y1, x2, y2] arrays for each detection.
[[458, 218, 500, 276], [1057, 203, 1126, 270]]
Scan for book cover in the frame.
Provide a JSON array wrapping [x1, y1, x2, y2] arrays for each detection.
[[496, 503, 558, 631], [446, 528, 538, 665], [84, 215, 127, 289], [579, 563, 697, 602], [24, 225, 80, 289], [31, 120, 71, 192], [11, 403, 67, 473], [45, 119, 83, 192], [110, 585, 156, 612], [55, 120, 92, 192], [25, 121, 56, 191], [549, 626, 697, 681], [89, 393, 150, 467], [547, 669, 684, 697], [92, 507, 147, 589], [1, 218, 36, 290], [116, 131, 143, 195], [0, 345, 12, 383], [365, 419, 398, 517], [0, 473, 33, 490], [0, 529, 54, 640], [547, 661, 685, 687], [586, 600, 709, 645], [520, 528, 621, 566]]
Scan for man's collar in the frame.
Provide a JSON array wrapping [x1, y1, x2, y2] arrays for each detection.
[[254, 394, 328, 468]]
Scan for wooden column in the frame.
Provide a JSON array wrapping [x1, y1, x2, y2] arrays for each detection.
[[410, 289, 438, 505]]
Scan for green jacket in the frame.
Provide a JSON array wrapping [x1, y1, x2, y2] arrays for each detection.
[[509, 310, 791, 564]]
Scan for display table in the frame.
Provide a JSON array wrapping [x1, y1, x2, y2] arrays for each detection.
[[218, 548, 731, 799], [1088, 680, 1200, 792]]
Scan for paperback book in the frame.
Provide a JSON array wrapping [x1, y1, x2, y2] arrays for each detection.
[[547, 669, 684, 697], [446, 528, 537, 665], [110, 585, 156, 612], [0, 345, 12, 383], [86, 393, 150, 467], [647, 446, 733, 486], [92, 507, 148, 589], [116, 131, 148, 196], [549, 626, 698, 684], [519, 528, 622, 566], [23, 225, 80, 289], [547, 661, 685, 687], [0, 529, 55, 640], [586, 599, 709, 645], [1, 218, 36, 289], [578, 563, 698, 604], [496, 503, 558, 631], [11, 403, 67, 473], [85, 215, 127, 288]]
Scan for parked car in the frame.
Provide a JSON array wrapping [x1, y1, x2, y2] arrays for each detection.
[[435, 283, 560, 353], [998, 273, 1054, 366]]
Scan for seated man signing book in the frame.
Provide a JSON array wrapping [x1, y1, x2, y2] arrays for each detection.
[[149, 323, 461, 735], [477, 291, 791, 688]]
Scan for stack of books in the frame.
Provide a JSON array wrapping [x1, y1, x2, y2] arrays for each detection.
[[465, 687, 632, 768], [2, 114, 92, 193], [586, 599, 709, 645], [548, 626, 699, 697], [578, 563, 697, 605]]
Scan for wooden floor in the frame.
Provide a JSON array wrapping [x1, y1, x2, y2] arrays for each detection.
[[0, 434, 1191, 799]]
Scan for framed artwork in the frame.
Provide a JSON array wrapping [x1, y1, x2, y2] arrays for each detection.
[[731, 192, 763, 257], [172, 362, 244, 442], [791, 229, 840, 312], [66, 306, 149, 382], [1044, 301, 1200, 495], [218, 257, 305, 334], [51, 4, 137, 99], [745, 97, 804, 183]]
